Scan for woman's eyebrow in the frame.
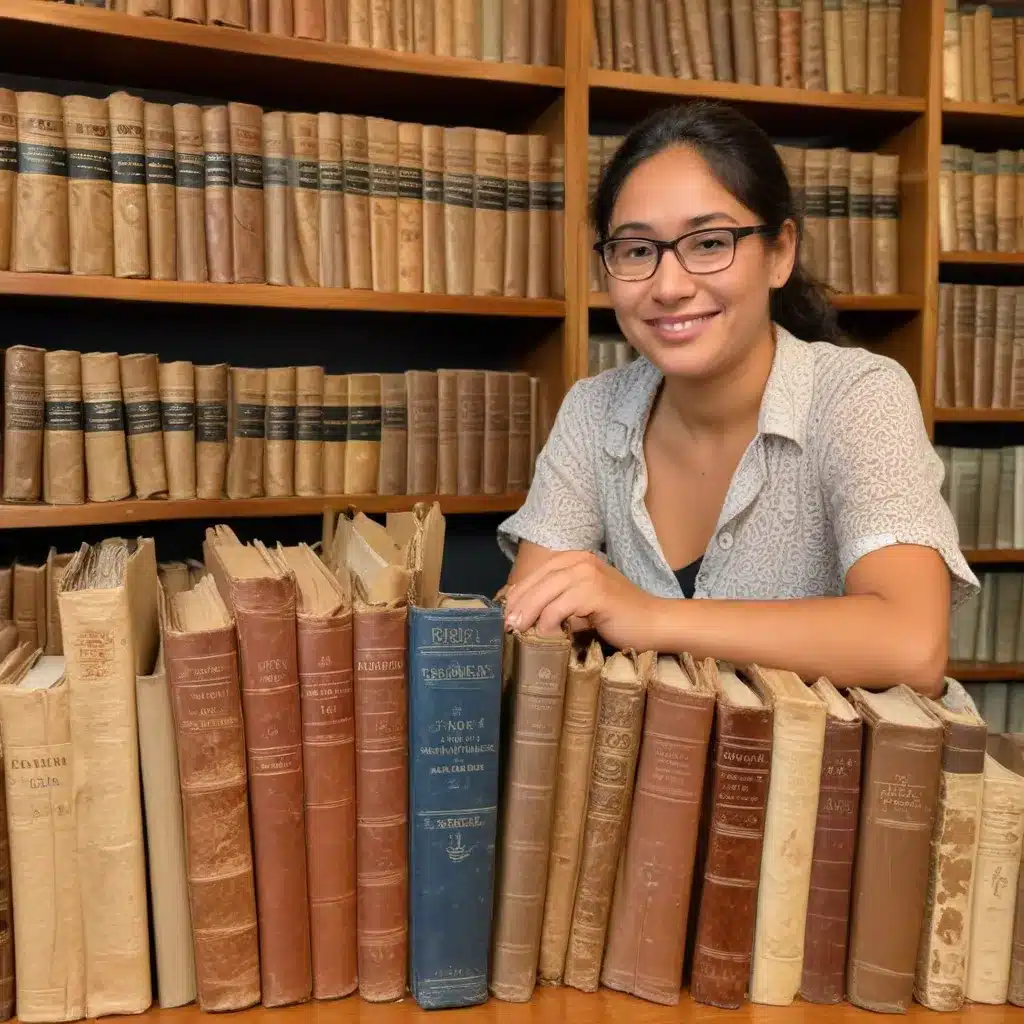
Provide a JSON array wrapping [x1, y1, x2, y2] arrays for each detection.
[[608, 211, 739, 237]]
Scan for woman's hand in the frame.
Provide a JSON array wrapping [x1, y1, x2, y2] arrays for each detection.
[[502, 550, 664, 650]]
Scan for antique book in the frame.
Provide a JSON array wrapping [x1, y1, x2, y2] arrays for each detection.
[[526, 134, 550, 299], [160, 575, 260, 1011], [226, 367, 267, 499], [108, 91, 149, 279], [422, 124, 446, 294], [405, 370, 438, 495], [13, 563, 45, 652], [204, 529, 312, 1007], [120, 352, 169, 499], [45, 548, 74, 656], [368, 117, 399, 292], [274, 544, 358, 1000], [342, 114, 372, 290], [489, 628, 571, 1001], [318, 112, 345, 288], [286, 113, 320, 287], [456, 369, 485, 495], [482, 370, 510, 495], [0, 648, 85, 1023], [503, 134, 529, 298], [64, 95, 113, 277], [690, 662, 774, 1009], [195, 363, 229, 499], [80, 352, 131, 502], [0, 89, 13, 271], [472, 128, 506, 297], [408, 596, 503, 1008], [264, 366, 297, 497], [846, 685, 942, 1012], [59, 540, 152, 1016], [144, 102, 176, 281], [443, 126, 475, 296], [537, 640, 604, 984], [159, 360, 197, 500], [172, 103, 207, 282], [295, 366, 324, 496], [228, 102, 265, 284], [437, 368, 458, 494], [749, 665, 827, 1006], [262, 111, 288, 286], [507, 372, 532, 492], [799, 677, 863, 1005], [872, 152, 900, 294], [397, 122, 423, 293], [378, 372, 407, 496], [911, 681, 985, 1011], [3, 345, 45, 503], [563, 649, 652, 993], [601, 653, 715, 1005], [344, 372, 382, 494], [322, 373, 347, 494]]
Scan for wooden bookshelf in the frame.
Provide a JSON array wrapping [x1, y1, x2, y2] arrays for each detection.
[[939, 251, 1024, 267], [961, 549, 1024, 563], [943, 98, 1024, 134], [948, 661, 1024, 681], [588, 292, 923, 311], [934, 407, 1024, 423]]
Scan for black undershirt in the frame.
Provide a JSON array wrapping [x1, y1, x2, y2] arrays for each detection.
[[673, 556, 703, 599]]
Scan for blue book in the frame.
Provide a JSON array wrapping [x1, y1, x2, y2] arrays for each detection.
[[408, 595, 503, 1009]]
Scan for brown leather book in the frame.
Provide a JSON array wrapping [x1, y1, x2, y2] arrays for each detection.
[[690, 662, 773, 1009], [159, 576, 260, 1012], [846, 685, 942, 1013], [275, 545, 358, 1001], [799, 678, 863, 1005], [205, 528, 312, 1008], [601, 653, 714, 1005]]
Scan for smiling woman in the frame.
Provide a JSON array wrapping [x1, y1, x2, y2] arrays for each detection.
[[496, 101, 978, 695]]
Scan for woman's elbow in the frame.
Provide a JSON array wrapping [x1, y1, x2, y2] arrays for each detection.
[[894, 628, 947, 699]]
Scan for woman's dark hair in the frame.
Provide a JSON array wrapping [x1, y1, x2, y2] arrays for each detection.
[[593, 101, 840, 344]]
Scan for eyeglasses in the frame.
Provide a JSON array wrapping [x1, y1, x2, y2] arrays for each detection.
[[594, 224, 777, 282]]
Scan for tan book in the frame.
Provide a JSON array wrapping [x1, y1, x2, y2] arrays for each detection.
[[939, 143, 957, 253], [262, 111, 289, 286], [686, 0, 715, 78], [842, 0, 867, 90], [108, 91, 149, 279], [226, 367, 266, 499], [286, 113, 320, 287], [322, 373, 347, 494], [455, 368, 485, 495], [195, 363, 229, 499], [548, 141, 564, 301], [120, 352, 169, 499], [405, 370, 437, 494], [368, 117, 399, 293], [64, 95, 113, 277], [269, 0, 294, 32], [822, 0, 844, 89], [394, 0, 412, 50], [954, 145, 975, 251], [318, 112, 345, 288], [993, 287, 1016, 407], [506, 371, 531, 492], [975, 3, 994, 103], [229, 102, 265, 284], [1017, 151, 1024, 252], [826, 147, 851, 292], [13, 562, 45, 658], [348, 0, 370, 42], [342, 115, 372, 291], [443, 126, 475, 296], [803, 147, 829, 284], [778, 0, 801, 87], [144, 102, 176, 281], [526, 134, 550, 299], [866, 0, 885, 92], [43, 349, 85, 506], [172, 0, 206, 19], [974, 284, 997, 408], [378, 373, 407, 496], [208, 0, 247, 22], [802, 0, 825, 88], [992, 12, 1016, 102], [202, 105, 232, 284], [370, 0, 392, 47], [871, 152, 899, 294], [295, 365, 325, 496], [344, 372, 382, 494], [159, 360, 197, 500], [295, 0, 326, 35], [437, 368, 457, 494], [997, 149, 1017, 254], [397, 122, 423, 293], [754, 0, 779, 83], [502, 0, 529, 60], [490, 629, 571, 1001], [3, 345, 45, 503], [0, 90, 14, 272], [482, 370, 510, 495], [434, 0, 454, 53], [943, 0, 961, 100], [81, 352, 131, 503], [730, 0, 757, 81], [249, 0, 269, 30], [473, 128, 506, 297], [263, 366, 296, 497], [422, 125, 446, 295], [849, 150, 873, 293], [960, 12, 976, 101], [708, 0, 734, 79], [172, 103, 207, 282]]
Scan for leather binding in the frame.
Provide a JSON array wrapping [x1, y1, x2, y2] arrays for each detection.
[[799, 677, 863, 1005], [489, 628, 571, 1002], [455, 368, 485, 496], [353, 590, 409, 1001], [482, 370, 510, 495], [601, 653, 714, 1005], [911, 681, 985, 1011], [207, 531, 312, 1007], [405, 369, 438, 495], [159, 578, 260, 1012], [748, 666, 827, 1006], [563, 649, 651, 993], [690, 661, 774, 1009], [408, 597, 503, 1008], [846, 685, 942, 1013]]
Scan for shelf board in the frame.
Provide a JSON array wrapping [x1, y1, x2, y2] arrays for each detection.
[[588, 291, 921, 311], [948, 661, 1024, 681], [961, 548, 1024, 563], [940, 251, 1024, 267], [934, 407, 1024, 422], [0, 273, 565, 317], [943, 99, 1024, 139], [0, 0, 562, 124], [0, 493, 525, 529]]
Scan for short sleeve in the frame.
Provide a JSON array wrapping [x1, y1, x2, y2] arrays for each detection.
[[497, 378, 604, 562], [818, 358, 979, 609]]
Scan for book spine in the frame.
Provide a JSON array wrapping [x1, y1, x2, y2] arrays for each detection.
[[473, 128, 506, 298], [121, 352, 169, 499], [144, 102, 176, 281], [173, 103, 207, 282], [344, 372, 381, 494], [286, 113, 320, 287], [194, 363, 228, 499], [0, 90, 14, 273], [64, 95, 112, 277], [43, 349, 85, 506], [342, 114, 372, 290], [437, 368, 458, 494], [295, 0, 327, 35], [377, 372, 407, 496], [396, 121, 423, 293], [408, 603, 503, 1009], [226, 367, 266, 499], [229, 102, 265, 284], [368, 117, 399, 293], [482, 370, 510, 495], [109, 91, 149, 279], [80, 352, 131, 502], [318, 112, 346, 288], [456, 369, 485, 496], [322, 373, 347, 494], [422, 124, 446, 294], [262, 112, 289, 286], [405, 369, 438, 495], [159, 360, 197, 500], [295, 365, 324, 496], [525, 134, 549, 299], [3, 345, 45, 503], [263, 366, 297, 497]]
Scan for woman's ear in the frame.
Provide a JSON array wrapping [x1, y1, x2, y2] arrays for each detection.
[[768, 218, 799, 289]]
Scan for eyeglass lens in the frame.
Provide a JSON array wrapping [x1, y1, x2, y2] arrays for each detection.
[[603, 228, 737, 281]]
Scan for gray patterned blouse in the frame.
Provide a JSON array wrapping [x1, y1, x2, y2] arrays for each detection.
[[497, 325, 979, 608]]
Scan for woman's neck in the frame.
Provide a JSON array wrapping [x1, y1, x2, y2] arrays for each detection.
[[659, 320, 776, 441]]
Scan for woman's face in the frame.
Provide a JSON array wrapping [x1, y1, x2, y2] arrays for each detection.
[[605, 144, 796, 381]]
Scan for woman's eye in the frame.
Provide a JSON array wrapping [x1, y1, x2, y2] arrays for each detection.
[[695, 236, 725, 250], [624, 243, 654, 259]]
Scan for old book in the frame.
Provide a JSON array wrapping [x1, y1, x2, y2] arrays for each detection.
[[872, 152, 899, 294], [295, 0, 326, 34], [405, 369, 437, 494], [842, 0, 867, 89], [846, 685, 942, 1012], [144, 102, 176, 281], [81, 352, 131, 502], [802, 148, 828, 283], [318, 112, 345, 288], [205, 529, 312, 1007], [109, 91, 149, 279], [342, 114, 372, 290], [195, 363, 228, 499], [274, 545, 358, 1000], [171, 0, 206, 24], [490, 628, 571, 1001], [473, 128, 506, 297], [322, 373, 347, 494], [504, 134, 529, 298], [802, 0, 825, 86], [502, 0, 529, 59], [911, 682, 985, 1011], [395, 121, 423, 293], [59, 540, 152, 1016], [690, 662, 774, 1009], [422, 124, 446, 294], [229, 102, 265, 284], [63, 95, 113, 277], [826, 147, 851, 293], [778, 0, 801, 86], [506, 371, 531, 492], [997, 148, 1017, 254], [3, 345, 44, 503], [443, 126, 475, 295], [262, 111, 288, 286], [437, 368, 458, 494], [849, 149, 873, 294], [799, 678, 863, 1004], [44, 549, 73, 657], [286, 113, 320, 287], [0, 90, 13, 272], [0, 648, 85, 1023], [526, 134, 550, 299], [548, 142, 564, 300], [974, 150, 997, 251], [378, 373, 407, 496], [226, 367, 266, 499], [456, 368, 485, 495], [753, 0, 778, 83], [172, 103, 207, 282], [482, 370, 510, 495], [975, 4, 993, 101], [208, 0, 247, 22], [160, 575, 260, 1011], [269, 0, 294, 33], [159, 360, 196, 500], [295, 365, 324, 496], [602, 653, 714, 1004], [866, 0, 886, 91], [939, 143, 956, 254], [263, 366, 296, 497], [413, 0, 433, 51], [42, 349, 85, 506], [954, 145, 975, 251], [120, 352, 168, 499], [368, 117, 399, 292], [344, 372, 381, 494], [13, 563, 45, 651], [249, 0, 269, 29]]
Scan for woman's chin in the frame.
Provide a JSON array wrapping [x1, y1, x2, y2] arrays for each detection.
[[637, 334, 724, 379]]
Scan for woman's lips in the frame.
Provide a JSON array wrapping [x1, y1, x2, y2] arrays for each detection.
[[644, 310, 721, 343]]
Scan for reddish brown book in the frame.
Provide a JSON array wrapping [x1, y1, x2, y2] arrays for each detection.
[[799, 678, 863, 1004]]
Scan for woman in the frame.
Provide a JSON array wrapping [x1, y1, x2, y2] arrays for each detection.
[[498, 101, 977, 694]]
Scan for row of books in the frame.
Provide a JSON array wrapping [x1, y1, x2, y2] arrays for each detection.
[[587, 331, 636, 375], [938, 145, 1024, 254], [5, 514, 1024, 1020], [942, 1, 1024, 105], [66, 0, 558, 65], [0, 346, 544, 505], [0, 89, 565, 299], [950, 569, 1024, 666], [589, 0, 903, 95], [963, 679, 1024, 734], [935, 284, 1024, 411], [587, 136, 902, 296], [937, 444, 1024, 551]]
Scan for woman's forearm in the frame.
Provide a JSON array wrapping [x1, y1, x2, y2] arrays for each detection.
[[644, 593, 947, 694]]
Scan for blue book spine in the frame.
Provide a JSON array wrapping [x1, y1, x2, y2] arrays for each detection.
[[408, 597, 503, 1009]]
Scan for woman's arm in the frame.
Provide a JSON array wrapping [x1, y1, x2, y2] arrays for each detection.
[[502, 542, 951, 694]]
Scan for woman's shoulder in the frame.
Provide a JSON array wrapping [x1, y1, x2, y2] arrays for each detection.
[[558, 355, 661, 424]]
